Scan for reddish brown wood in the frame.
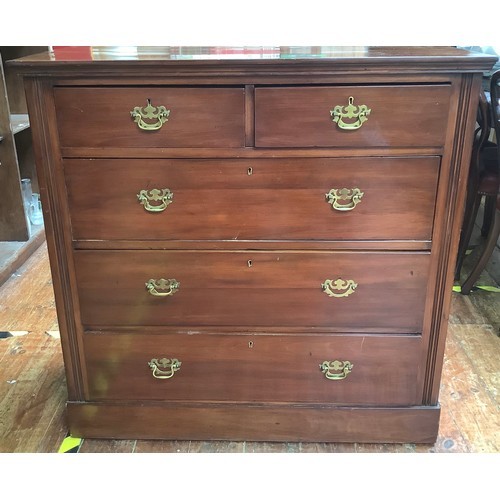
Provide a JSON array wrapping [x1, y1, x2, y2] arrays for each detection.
[[13, 47, 496, 443], [255, 85, 451, 148], [73, 250, 430, 331], [54, 87, 245, 148], [23, 78, 85, 401], [64, 157, 439, 242], [61, 146, 445, 158], [422, 74, 485, 404], [73, 240, 433, 251], [3, 241, 499, 452], [66, 402, 440, 443], [244, 84, 255, 147], [9, 46, 497, 77], [82, 332, 421, 405]]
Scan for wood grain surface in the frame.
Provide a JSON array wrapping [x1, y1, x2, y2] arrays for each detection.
[[7, 48, 497, 449], [255, 85, 451, 148], [82, 332, 421, 404], [73, 250, 430, 331], [64, 157, 440, 242], [0, 243, 498, 452], [54, 87, 246, 148]]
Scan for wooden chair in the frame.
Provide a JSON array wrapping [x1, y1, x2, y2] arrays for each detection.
[[456, 70, 500, 294]]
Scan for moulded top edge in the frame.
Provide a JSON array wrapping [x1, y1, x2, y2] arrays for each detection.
[[8, 46, 498, 76]]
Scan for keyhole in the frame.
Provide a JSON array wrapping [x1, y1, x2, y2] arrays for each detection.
[[247, 260, 253, 268], [248, 341, 254, 348], [247, 167, 253, 176]]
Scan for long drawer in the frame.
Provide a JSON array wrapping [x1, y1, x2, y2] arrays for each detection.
[[255, 85, 451, 147], [64, 157, 439, 241], [73, 250, 430, 331], [83, 332, 421, 405], [54, 87, 246, 148]]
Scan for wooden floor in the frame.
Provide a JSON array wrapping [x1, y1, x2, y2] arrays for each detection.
[[0, 242, 498, 453]]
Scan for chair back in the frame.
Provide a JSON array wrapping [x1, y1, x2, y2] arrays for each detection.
[[488, 71, 500, 194], [490, 70, 500, 170]]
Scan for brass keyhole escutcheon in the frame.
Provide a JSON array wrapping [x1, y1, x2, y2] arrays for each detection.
[[248, 341, 254, 348], [247, 260, 253, 268], [247, 167, 253, 176]]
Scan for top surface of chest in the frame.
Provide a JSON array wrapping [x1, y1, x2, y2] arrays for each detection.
[[9, 45, 496, 76]]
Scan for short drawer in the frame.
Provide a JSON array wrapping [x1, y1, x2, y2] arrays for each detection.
[[255, 85, 451, 147], [74, 250, 430, 332], [65, 157, 439, 242], [83, 332, 422, 405], [54, 87, 245, 148]]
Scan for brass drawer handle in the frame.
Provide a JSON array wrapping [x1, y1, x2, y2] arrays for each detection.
[[321, 278, 357, 298], [325, 188, 364, 211], [148, 358, 182, 379], [130, 99, 170, 131], [330, 96, 371, 130], [320, 360, 353, 380], [137, 188, 174, 212], [146, 278, 180, 297]]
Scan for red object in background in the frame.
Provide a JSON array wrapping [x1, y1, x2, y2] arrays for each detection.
[[52, 46, 92, 61]]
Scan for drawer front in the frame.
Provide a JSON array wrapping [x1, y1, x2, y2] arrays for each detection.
[[74, 251, 429, 331], [54, 87, 245, 148], [65, 157, 439, 242], [83, 332, 421, 405], [255, 85, 451, 147]]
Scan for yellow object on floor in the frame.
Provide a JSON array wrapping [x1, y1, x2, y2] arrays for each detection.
[[58, 436, 83, 453], [453, 285, 500, 293]]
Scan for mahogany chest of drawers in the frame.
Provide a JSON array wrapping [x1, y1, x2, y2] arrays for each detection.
[[12, 46, 496, 443]]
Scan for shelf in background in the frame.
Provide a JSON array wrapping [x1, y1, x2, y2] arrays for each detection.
[[0, 222, 45, 287]]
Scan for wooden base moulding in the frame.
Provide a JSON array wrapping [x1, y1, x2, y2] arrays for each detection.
[[66, 402, 441, 443]]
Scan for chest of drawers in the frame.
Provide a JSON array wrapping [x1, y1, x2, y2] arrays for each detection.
[[12, 46, 496, 443]]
